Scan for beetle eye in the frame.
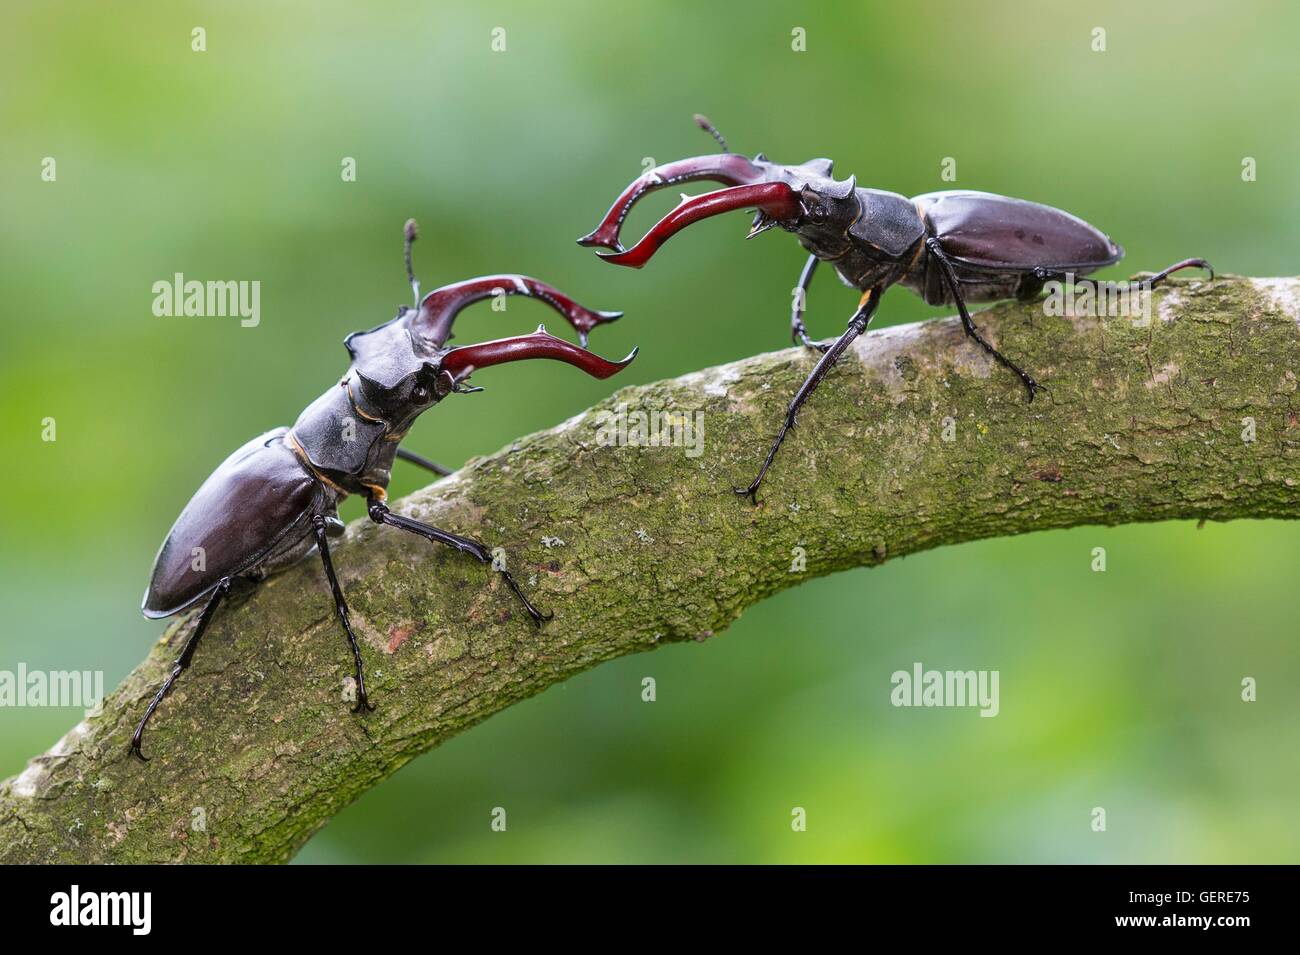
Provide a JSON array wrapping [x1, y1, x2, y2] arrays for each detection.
[[433, 370, 455, 399], [411, 384, 431, 404]]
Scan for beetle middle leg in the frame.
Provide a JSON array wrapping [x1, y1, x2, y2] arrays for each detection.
[[926, 238, 1042, 401], [131, 577, 231, 761], [736, 287, 883, 504], [312, 515, 375, 714], [367, 500, 552, 627]]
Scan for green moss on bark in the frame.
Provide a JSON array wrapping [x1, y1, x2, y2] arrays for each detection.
[[3, 276, 1298, 863]]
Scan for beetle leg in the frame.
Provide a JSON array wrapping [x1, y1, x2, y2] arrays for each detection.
[[735, 288, 883, 504], [396, 447, 454, 477], [131, 577, 231, 762], [1075, 257, 1214, 297], [789, 253, 833, 353], [1046, 258, 1214, 308], [313, 516, 375, 714], [1143, 258, 1214, 286], [926, 238, 1043, 401], [367, 500, 552, 628]]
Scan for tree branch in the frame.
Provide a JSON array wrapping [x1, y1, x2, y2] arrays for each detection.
[[4, 276, 1298, 863]]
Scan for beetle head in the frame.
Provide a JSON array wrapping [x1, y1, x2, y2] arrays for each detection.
[[781, 161, 859, 260], [338, 223, 638, 431], [344, 307, 635, 432], [344, 313, 455, 430], [577, 116, 857, 268]]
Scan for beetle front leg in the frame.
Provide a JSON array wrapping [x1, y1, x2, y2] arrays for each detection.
[[789, 254, 833, 353], [736, 288, 883, 504], [313, 515, 375, 714], [926, 238, 1043, 401], [367, 499, 552, 628], [131, 577, 230, 761]]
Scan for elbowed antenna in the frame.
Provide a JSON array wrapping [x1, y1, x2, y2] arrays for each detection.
[[693, 113, 729, 153], [404, 218, 421, 307]]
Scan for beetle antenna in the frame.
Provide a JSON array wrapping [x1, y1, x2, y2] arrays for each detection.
[[693, 113, 729, 153], [404, 218, 420, 307]]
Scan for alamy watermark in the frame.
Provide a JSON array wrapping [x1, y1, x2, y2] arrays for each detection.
[[152, 273, 260, 327], [890, 662, 999, 717], [1042, 274, 1153, 327], [595, 403, 705, 458], [0, 663, 104, 711], [50, 885, 151, 935]]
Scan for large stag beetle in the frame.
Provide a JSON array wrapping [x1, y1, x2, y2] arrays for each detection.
[[579, 116, 1211, 501], [133, 221, 636, 759]]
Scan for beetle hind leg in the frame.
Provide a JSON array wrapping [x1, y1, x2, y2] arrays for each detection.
[[313, 516, 375, 714], [1143, 258, 1214, 286], [367, 500, 552, 628], [131, 578, 231, 762], [1125, 257, 1214, 289], [1057, 257, 1214, 301]]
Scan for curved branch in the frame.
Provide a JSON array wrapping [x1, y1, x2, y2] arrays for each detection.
[[4, 276, 1297, 863]]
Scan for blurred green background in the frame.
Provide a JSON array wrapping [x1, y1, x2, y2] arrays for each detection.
[[2, 0, 1297, 863]]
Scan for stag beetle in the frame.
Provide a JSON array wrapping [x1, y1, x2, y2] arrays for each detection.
[[133, 220, 636, 760], [578, 116, 1212, 501]]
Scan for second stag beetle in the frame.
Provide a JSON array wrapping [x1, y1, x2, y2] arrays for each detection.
[[132, 221, 637, 760], [579, 115, 1212, 501]]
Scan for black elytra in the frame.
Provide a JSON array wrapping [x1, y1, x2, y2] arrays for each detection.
[[579, 115, 1212, 501], [132, 221, 638, 760]]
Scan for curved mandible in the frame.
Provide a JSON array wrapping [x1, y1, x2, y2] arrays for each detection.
[[439, 326, 638, 382], [576, 153, 770, 253], [415, 276, 623, 349], [594, 182, 802, 269]]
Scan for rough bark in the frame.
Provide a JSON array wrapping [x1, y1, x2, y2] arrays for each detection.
[[3, 275, 1298, 864]]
